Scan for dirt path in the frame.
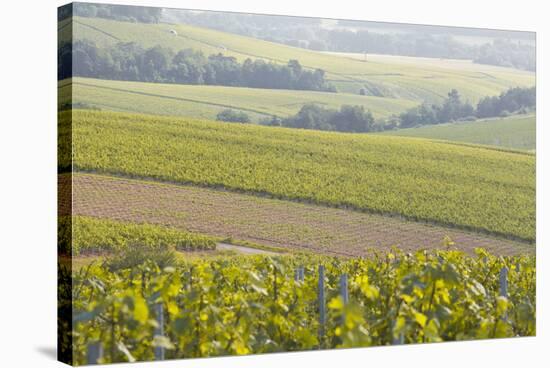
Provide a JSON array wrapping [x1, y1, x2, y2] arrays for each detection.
[[61, 173, 534, 257], [216, 243, 279, 255]]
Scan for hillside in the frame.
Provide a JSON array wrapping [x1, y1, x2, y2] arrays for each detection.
[[58, 78, 417, 121], [377, 114, 536, 151], [65, 173, 533, 257], [63, 109, 535, 242], [63, 16, 535, 102]]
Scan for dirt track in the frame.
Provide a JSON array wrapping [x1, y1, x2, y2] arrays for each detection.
[[61, 173, 534, 257]]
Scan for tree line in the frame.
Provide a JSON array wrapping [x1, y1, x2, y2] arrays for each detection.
[[218, 86, 535, 133], [288, 33, 535, 72], [396, 87, 535, 129], [58, 40, 336, 92], [220, 104, 375, 133], [59, 3, 162, 23]]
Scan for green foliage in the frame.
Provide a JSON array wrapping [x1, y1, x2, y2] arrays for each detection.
[[216, 109, 250, 123], [60, 39, 335, 92], [67, 109, 535, 241], [69, 249, 535, 364], [107, 245, 178, 272], [475, 39, 536, 72], [398, 89, 475, 128], [392, 87, 536, 130], [59, 216, 217, 255], [70, 3, 162, 24], [476, 87, 536, 118], [282, 104, 375, 133]]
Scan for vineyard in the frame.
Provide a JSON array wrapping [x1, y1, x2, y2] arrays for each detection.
[[58, 216, 217, 255], [62, 249, 536, 365], [56, 8, 538, 367], [63, 173, 533, 257], [66, 109, 536, 241]]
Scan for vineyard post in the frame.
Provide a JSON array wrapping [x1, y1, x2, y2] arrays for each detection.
[[391, 320, 404, 345], [340, 273, 349, 325], [154, 303, 165, 360], [516, 262, 521, 273], [500, 267, 508, 297], [86, 341, 103, 365], [299, 266, 305, 282], [318, 265, 326, 346], [340, 274, 349, 304], [295, 267, 300, 282], [392, 333, 405, 345], [499, 267, 509, 323]]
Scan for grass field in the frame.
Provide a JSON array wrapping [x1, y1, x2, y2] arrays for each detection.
[[58, 78, 417, 121], [377, 114, 536, 151], [325, 52, 533, 74], [64, 109, 535, 242], [63, 16, 535, 101]]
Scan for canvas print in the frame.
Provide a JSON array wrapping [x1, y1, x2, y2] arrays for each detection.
[[58, 2, 536, 365]]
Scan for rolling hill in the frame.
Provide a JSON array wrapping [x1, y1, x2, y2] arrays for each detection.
[[58, 77, 417, 121], [63, 109, 536, 242], [61, 16, 535, 102], [377, 114, 536, 151]]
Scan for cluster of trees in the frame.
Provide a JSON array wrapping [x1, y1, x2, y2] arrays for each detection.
[[397, 87, 535, 129], [304, 31, 534, 71], [319, 31, 474, 59], [267, 104, 376, 133], [59, 3, 162, 23], [216, 109, 251, 123], [59, 40, 336, 92], [476, 87, 536, 118], [474, 39, 536, 73], [398, 90, 475, 128], [214, 86, 535, 133]]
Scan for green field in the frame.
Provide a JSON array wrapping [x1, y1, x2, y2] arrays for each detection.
[[62, 16, 535, 102], [64, 109, 535, 241], [377, 115, 536, 151], [58, 78, 417, 121]]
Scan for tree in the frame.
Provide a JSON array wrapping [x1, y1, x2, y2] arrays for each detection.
[[61, 40, 334, 92], [282, 104, 375, 133], [476, 87, 536, 118], [333, 105, 374, 132], [141, 46, 173, 82], [476, 96, 499, 118], [216, 109, 251, 123]]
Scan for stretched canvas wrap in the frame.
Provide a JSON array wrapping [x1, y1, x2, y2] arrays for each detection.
[[58, 2, 536, 365]]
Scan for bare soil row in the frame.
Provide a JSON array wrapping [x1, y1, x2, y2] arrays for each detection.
[[60, 173, 534, 257]]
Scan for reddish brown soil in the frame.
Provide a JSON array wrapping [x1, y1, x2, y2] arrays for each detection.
[[61, 173, 534, 257]]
